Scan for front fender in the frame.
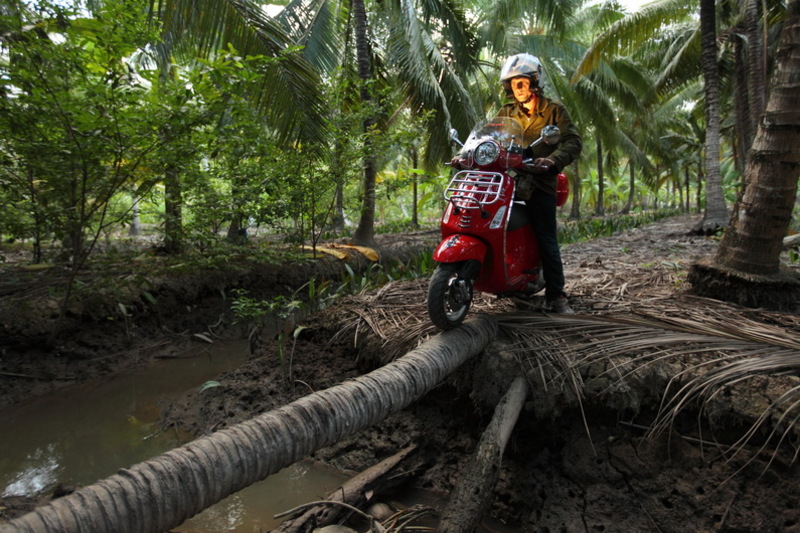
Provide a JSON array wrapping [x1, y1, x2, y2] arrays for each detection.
[[432, 234, 487, 264]]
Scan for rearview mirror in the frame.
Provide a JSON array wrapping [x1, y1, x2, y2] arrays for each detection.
[[449, 128, 463, 147], [540, 125, 561, 145]]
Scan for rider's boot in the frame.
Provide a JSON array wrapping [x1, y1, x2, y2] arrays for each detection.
[[548, 294, 575, 314]]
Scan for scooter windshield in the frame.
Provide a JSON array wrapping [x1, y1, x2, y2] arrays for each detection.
[[464, 117, 525, 152]]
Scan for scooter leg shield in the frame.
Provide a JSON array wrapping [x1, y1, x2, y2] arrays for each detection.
[[432, 234, 488, 264]]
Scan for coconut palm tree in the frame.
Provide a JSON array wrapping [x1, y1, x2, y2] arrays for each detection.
[[268, 0, 482, 243], [697, 0, 730, 231], [526, 1, 666, 217], [574, 0, 733, 228], [148, 0, 327, 143], [691, 0, 800, 305]]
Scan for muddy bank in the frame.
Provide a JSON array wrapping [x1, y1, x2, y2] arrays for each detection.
[[157, 305, 800, 532], [0, 231, 438, 408], [157, 214, 800, 531]]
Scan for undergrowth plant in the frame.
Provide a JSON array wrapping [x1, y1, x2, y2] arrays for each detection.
[[230, 250, 434, 383], [558, 208, 682, 244], [231, 288, 305, 386], [339, 251, 434, 295]]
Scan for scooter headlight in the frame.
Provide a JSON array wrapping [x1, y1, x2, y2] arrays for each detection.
[[474, 141, 500, 166]]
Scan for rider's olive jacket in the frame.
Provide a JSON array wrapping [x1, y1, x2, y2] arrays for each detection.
[[496, 95, 583, 197]]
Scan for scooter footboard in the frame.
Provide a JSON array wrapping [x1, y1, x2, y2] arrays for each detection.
[[432, 234, 487, 264]]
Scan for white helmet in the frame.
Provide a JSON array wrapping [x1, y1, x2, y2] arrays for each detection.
[[500, 53, 543, 88]]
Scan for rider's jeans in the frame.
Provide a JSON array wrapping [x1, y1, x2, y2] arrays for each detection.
[[525, 188, 566, 302]]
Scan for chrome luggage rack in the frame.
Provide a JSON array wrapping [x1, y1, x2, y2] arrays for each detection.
[[444, 171, 503, 209]]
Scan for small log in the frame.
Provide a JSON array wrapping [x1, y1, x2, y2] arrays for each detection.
[[273, 444, 420, 533], [438, 376, 529, 533]]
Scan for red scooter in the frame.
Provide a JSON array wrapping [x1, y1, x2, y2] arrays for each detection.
[[427, 117, 569, 330]]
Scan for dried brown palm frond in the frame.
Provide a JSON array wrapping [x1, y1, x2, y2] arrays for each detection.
[[317, 280, 435, 365], [318, 280, 510, 366], [496, 296, 800, 464]]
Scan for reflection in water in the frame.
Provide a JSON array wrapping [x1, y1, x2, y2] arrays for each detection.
[[181, 462, 349, 532], [3, 445, 61, 497], [0, 339, 517, 532], [0, 341, 241, 498], [0, 340, 343, 531]]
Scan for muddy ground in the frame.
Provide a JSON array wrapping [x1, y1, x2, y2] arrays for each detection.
[[3, 214, 800, 532]]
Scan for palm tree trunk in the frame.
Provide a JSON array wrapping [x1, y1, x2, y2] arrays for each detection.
[[331, 137, 346, 230], [595, 137, 605, 216], [746, 0, 767, 124], [696, 0, 729, 232], [696, 158, 704, 214], [411, 146, 419, 228], [684, 167, 690, 212], [711, 0, 800, 278], [622, 161, 634, 214], [163, 164, 183, 254], [4, 315, 498, 533], [569, 167, 581, 220], [734, 36, 754, 172], [352, 0, 377, 245]]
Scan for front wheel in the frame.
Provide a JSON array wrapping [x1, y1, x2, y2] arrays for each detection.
[[427, 263, 473, 330]]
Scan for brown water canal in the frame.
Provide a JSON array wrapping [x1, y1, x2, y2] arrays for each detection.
[[0, 340, 348, 532]]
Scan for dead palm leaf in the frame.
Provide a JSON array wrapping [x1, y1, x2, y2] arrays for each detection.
[[496, 296, 800, 468]]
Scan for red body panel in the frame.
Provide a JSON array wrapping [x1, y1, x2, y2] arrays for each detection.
[[434, 171, 541, 294], [557, 172, 570, 207], [432, 234, 488, 264]]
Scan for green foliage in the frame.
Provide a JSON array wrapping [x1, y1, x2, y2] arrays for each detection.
[[230, 288, 274, 328], [0, 0, 787, 271], [558, 208, 683, 244], [0, 0, 161, 263]]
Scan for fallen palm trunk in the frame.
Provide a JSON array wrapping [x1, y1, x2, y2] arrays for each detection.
[[438, 376, 529, 533], [1, 315, 497, 533], [274, 444, 421, 532]]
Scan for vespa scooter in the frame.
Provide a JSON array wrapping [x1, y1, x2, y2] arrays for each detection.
[[426, 117, 568, 330]]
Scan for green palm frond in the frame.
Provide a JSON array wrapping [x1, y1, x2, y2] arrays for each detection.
[[416, 0, 478, 67], [477, 0, 535, 55], [149, 0, 326, 144], [274, 0, 343, 72], [152, 0, 289, 61], [573, 0, 697, 82], [605, 56, 658, 106], [564, 78, 617, 136], [477, 0, 585, 55], [384, 0, 480, 169], [497, 300, 800, 464], [652, 24, 702, 97], [613, 128, 656, 174]]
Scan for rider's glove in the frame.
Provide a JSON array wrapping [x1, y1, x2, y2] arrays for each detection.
[[532, 157, 556, 172]]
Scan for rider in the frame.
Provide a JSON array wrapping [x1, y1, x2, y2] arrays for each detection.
[[496, 53, 582, 313]]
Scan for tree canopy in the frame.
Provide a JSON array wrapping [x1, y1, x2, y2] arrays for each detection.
[[0, 0, 797, 286]]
